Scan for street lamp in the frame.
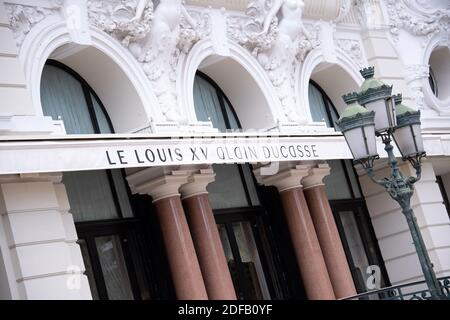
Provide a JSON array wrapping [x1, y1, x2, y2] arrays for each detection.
[[336, 66, 446, 300]]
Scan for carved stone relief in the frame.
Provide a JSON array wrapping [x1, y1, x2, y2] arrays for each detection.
[[88, 0, 210, 122], [5, 2, 62, 46], [228, 0, 320, 123], [404, 64, 430, 111], [385, 0, 450, 43], [336, 38, 365, 68]]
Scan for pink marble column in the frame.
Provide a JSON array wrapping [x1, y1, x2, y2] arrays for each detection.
[[127, 168, 208, 300], [303, 164, 357, 298], [255, 164, 335, 300], [180, 169, 237, 300]]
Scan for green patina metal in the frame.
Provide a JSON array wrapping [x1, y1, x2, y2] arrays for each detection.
[[344, 67, 446, 300], [393, 94, 421, 128], [360, 134, 444, 300], [357, 66, 393, 105], [335, 92, 375, 132]]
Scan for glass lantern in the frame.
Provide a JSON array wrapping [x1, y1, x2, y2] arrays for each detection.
[[336, 92, 378, 161], [392, 94, 425, 159], [357, 67, 396, 133]]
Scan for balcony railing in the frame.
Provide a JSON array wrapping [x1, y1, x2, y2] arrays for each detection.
[[343, 276, 450, 300]]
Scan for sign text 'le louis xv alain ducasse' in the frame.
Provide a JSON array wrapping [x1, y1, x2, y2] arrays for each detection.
[[105, 141, 320, 167]]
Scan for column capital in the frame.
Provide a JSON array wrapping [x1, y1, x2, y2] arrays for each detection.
[[254, 164, 311, 192], [126, 167, 189, 202], [302, 163, 331, 190], [180, 168, 216, 200]]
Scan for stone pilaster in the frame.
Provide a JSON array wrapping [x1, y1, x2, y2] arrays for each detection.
[[0, 173, 92, 299]]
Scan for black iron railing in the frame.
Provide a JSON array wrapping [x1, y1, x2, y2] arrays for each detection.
[[342, 276, 450, 300]]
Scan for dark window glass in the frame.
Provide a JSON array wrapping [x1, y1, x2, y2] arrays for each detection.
[[429, 67, 438, 97], [308, 81, 339, 129], [437, 176, 450, 219]]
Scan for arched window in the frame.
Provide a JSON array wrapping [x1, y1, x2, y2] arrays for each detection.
[[428, 46, 450, 100], [194, 73, 240, 132], [40, 61, 161, 300], [41, 60, 113, 134], [308, 81, 339, 129], [308, 80, 390, 293]]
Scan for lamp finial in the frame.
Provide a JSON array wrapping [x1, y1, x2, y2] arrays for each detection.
[[342, 92, 359, 104], [360, 67, 375, 79], [393, 93, 402, 105]]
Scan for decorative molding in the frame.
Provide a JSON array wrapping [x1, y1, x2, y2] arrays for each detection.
[[87, 0, 210, 123], [336, 38, 365, 68], [385, 0, 450, 43], [227, 0, 320, 124], [335, 0, 352, 23], [6, 0, 212, 124], [188, 0, 354, 22], [404, 64, 430, 83], [187, 0, 250, 12], [5, 2, 62, 46], [404, 64, 430, 111], [354, 0, 386, 29]]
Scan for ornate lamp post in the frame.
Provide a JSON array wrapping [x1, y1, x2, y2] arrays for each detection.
[[336, 67, 445, 300]]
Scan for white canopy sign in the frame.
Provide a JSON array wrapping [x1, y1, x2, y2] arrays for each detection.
[[0, 134, 352, 174]]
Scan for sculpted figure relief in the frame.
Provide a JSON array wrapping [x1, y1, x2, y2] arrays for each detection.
[[244, 0, 316, 123], [88, 0, 153, 46], [256, 0, 311, 66], [89, 0, 205, 122], [130, 0, 199, 122], [132, 0, 197, 61]]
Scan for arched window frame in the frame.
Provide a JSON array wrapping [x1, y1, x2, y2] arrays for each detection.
[[195, 71, 243, 130], [309, 79, 340, 129], [44, 59, 115, 134], [429, 67, 438, 98]]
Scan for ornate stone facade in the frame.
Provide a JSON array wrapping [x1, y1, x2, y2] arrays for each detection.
[[1, 0, 450, 301], [2, 0, 449, 128]]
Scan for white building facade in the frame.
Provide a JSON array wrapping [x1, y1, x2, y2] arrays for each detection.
[[0, 0, 449, 300]]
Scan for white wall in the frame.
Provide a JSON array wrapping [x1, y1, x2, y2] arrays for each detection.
[[359, 161, 450, 285]]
